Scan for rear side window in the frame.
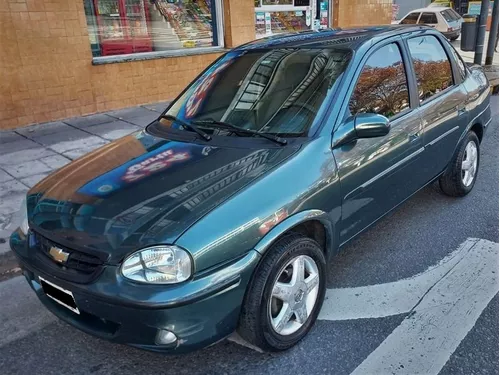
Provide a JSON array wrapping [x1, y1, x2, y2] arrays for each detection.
[[349, 43, 410, 118], [401, 12, 420, 24], [419, 12, 438, 24], [407, 35, 454, 102]]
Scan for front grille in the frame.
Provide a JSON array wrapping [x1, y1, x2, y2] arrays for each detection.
[[32, 231, 106, 283]]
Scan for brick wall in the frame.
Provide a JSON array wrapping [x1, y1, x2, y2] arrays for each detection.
[[223, 0, 256, 47], [334, 0, 392, 27], [0, 0, 255, 130], [1, 0, 391, 131]]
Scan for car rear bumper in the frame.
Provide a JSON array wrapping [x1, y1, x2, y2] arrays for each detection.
[[10, 230, 260, 353], [442, 29, 460, 39]]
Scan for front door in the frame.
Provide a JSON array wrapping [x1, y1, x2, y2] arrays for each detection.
[[333, 41, 424, 244]]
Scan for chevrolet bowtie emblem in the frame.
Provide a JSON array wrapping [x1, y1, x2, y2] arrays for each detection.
[[49, 246, 70, 263]]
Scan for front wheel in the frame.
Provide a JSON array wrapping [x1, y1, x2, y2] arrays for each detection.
[[439, 131, 480, 197], [238, 234, 326, 351]]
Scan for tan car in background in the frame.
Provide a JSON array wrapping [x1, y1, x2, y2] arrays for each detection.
[[399, 7, 463, 40]]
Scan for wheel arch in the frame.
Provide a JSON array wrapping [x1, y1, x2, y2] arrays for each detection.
[[470, 122, 484, 143], [253, 210, 336, 260]]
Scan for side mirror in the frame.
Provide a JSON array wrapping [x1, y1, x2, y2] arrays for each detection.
[[332, 113, 390, 148], [354, 113, 391, 139]]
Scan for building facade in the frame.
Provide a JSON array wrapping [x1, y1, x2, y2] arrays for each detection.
[[1, 0, 392, 130]]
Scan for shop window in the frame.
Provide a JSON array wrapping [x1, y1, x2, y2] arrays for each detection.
[[254, 0, 331, 39], [84, 0, 224, 60]]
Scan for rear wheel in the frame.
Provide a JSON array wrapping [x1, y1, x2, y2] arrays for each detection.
[[439, 131, 480, 197], [238, 234, 326, 351]]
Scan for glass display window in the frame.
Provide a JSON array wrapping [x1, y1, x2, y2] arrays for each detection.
[[84, 0, 224, 59], [254, 0, 330, 38]]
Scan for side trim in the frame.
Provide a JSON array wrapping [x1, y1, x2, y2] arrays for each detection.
[[345, 147, 425, 200], [427, 126, 459, 146], [484, 117, 492, 128]]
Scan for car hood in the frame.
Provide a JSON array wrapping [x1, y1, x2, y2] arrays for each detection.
[[27, 131, 298, 264]]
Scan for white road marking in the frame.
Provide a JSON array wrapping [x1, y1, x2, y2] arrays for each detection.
[[319, 238, 480, 321], [350, 239, 498, 375], [0, 276, 56, 347]]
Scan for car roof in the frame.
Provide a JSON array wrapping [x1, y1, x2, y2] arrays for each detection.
[[408, 7, 450, 13], [236, 25, 431, 51]]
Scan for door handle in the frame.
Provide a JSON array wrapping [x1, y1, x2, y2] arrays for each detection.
[[457, 105, 467, 116]]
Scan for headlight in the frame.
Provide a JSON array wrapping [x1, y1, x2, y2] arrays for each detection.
[[17, 198, 29, 236], [121, 246, 192, 284]]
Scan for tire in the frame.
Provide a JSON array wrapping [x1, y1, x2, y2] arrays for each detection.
[[449, 36, 459, 41], [439, 131, 480, 197], [238, 233, 326, 351]]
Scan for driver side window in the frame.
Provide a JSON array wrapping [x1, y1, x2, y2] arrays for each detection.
[[349, 43, 410, 119]]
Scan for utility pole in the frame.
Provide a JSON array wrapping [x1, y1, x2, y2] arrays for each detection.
[[485, 0, 499, 65], [474, 0, 491, 65]]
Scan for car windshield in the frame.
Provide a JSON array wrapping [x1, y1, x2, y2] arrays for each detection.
[[152, 48, 352, 138]]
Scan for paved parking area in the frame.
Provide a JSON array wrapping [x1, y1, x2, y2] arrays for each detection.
[[0, 102, 169, 254]]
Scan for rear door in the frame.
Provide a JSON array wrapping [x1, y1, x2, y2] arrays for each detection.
[[405, 33, 469, 180]]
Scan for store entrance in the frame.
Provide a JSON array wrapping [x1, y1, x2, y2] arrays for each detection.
[[254, 0, 331, 38]]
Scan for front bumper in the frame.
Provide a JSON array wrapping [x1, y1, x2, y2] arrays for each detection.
[[10, 230, 260, 353]]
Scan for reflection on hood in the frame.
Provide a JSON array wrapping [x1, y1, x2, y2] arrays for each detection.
[[28, 131, 298, 261]]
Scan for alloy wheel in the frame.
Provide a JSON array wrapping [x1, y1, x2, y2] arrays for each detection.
[[461, 140, 478, 187], [268, 255, 320, 336]]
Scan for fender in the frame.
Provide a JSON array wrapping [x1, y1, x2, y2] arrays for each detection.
[[457, 101, 491, 147], [253, 209, 337, 259]]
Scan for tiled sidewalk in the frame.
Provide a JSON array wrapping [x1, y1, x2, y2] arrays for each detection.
[[0, 101, 169, 253]]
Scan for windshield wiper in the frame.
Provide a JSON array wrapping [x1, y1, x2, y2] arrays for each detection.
[[159, 114, 211, 141], [192, 119, 287, 145]]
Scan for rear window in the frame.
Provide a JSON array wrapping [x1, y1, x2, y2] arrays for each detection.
[[401, 12, 420, 24], [449, 9, 461, 19], [441, 9, 461, 22]]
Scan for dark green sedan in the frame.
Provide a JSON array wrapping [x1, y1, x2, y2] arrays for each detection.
[[10, 25, 491, 353]]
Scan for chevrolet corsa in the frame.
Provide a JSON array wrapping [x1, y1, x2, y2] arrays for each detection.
[[10, 26, 491, 353]]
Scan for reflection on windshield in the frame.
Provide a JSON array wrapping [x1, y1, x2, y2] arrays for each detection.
[[158, 48, 352, 137]]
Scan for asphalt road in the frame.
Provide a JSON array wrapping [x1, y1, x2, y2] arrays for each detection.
[[0, 97, 498, 375]]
